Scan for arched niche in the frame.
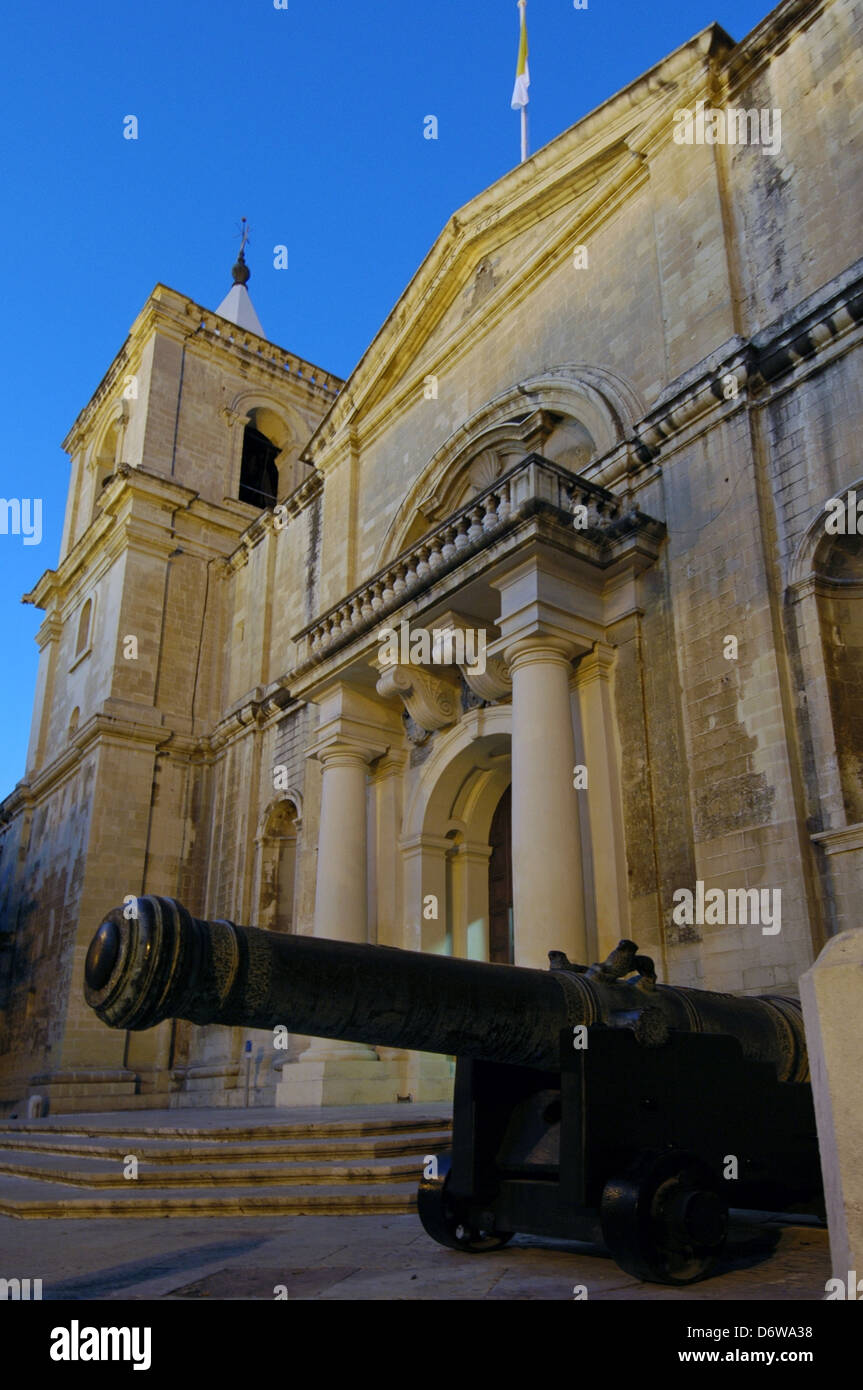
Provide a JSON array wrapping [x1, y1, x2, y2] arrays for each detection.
[[377, 364, 643, 566], [75, 599, 93, 657], [813, 530, 863, 823], [789, 487, 863, 830], [255, 796, 301, 932]]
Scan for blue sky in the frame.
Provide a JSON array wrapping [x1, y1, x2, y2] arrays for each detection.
[[0, 0, 774, 797]]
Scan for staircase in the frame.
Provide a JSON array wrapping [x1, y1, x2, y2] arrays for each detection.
[[0, 1107, 452, 1218]]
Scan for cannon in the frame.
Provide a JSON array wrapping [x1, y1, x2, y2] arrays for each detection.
[[84, 896, 822, 1284]]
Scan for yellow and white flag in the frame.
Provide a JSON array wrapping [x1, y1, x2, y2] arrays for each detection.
[[510, 0, 529, 110]]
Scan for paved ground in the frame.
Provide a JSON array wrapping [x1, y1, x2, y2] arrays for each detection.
[[0, 1210, 829, 1301], [0, 1107, 831, 1300]]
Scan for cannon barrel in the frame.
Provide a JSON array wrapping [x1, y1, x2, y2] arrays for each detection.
[[84, 896, 809, 1081]]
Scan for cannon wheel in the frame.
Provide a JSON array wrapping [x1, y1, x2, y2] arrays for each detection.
[[600, 1149, 728, 1285], [417, 1150, 514, 1253]]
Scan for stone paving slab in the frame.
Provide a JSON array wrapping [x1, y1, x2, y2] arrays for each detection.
[[0, 1209, 831, 1301]]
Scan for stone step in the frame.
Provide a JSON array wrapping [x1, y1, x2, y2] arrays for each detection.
[[0, 1128, 451, 1164], [0, 1110, 449, 1143], [0, 1106, 451, 1218], [0, 1147, 425, 1188], [0, 1172, 417, 1219]]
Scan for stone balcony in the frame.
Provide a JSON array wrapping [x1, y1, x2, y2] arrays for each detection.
[[291, 452, 665, 679]]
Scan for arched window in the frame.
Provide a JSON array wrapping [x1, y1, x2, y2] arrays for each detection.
[[89, 413, 125, 522], [75, 599, 93, 658], [239, 425, 280, 508]]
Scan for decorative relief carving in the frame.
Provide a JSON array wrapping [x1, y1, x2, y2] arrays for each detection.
[[462, 255, 502, 317], [467, 449, 502, 495], [376, 664, 458, 732], [402, 710, 432, 746], [460, 656, 512, 703], [220, 406, 249, 429], [459, 673, 486, 714]]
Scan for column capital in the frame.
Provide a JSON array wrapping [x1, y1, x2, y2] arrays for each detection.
[[451, 840, 494, 865], [503, 635, 578, 673], [316, 741, 379, 770], [308, 677, 403, 764], [370, 748, 410, 781], [489, 552, 602, 658], [399, 832, 454, 858], [574, 641, 616, 686]]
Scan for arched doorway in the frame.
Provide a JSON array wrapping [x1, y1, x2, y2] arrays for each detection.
[[401, 712, 512, 961], [487, 784, 513, 963]]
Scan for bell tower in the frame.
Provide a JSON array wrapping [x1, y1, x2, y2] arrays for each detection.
[[0, 232, 341, 1113]]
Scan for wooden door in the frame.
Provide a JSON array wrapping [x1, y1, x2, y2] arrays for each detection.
[[487, 784, 513, 963]]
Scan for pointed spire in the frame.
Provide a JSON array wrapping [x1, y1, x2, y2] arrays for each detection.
[[216, 218, 266, 338]]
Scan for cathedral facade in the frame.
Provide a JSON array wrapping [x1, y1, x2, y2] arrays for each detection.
[[1, 0, 861, 1114]]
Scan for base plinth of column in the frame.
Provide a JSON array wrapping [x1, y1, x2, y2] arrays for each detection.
[[274, 1052, 455, 1107], [299, 1039, 379, 1063], [23, 1068, 138, 1116], [274, 1058, 399, 1107]]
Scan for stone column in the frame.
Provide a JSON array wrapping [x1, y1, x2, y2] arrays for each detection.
[[384, 830, 455, 1102], [313, 746, 372, 945], [507, 636, 586, 968], [490, 556, 597, 969], [450, 841, 493, 961], [302, 744, 377, 1063], [575, 643, 630, 958], [400, 832, 450, 955], [276, 680, 405, 1102], [370, 751, 407, 950]]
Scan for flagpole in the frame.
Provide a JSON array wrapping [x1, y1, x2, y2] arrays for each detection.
[[514, 0, 529, 164]]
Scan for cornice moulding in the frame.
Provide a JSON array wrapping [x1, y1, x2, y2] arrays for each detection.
[[63, 282, 343, 454], [721, 0, 827, 90], [811, 821, 863, 855]]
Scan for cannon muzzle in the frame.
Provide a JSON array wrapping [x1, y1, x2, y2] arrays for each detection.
[[85, 896, 808, 1081]]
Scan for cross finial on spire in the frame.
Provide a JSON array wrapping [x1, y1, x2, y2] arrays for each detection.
[[231, 217, 251, 286]]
